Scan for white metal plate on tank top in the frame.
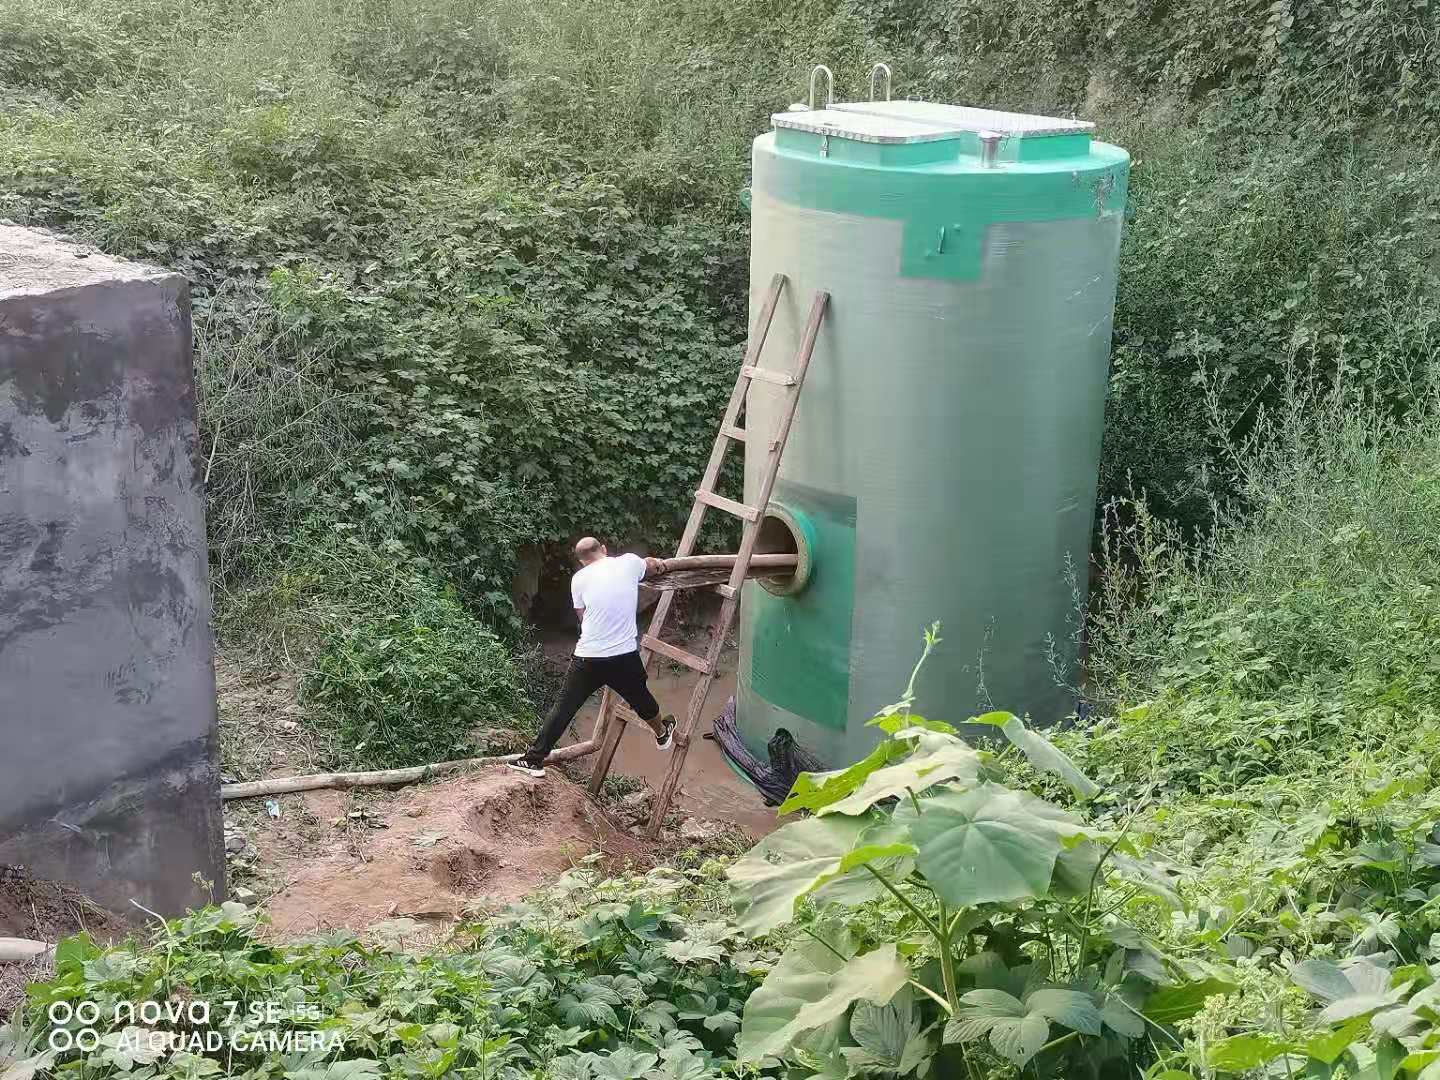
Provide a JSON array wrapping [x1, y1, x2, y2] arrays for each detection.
[[771, 100, 1094, 143]]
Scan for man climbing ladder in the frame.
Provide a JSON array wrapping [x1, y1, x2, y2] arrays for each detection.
[[508, 537, 676, 777]]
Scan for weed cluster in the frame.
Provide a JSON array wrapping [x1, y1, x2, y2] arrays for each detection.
[[219, 538, 536, 771], [2, 867, 763, 1079]]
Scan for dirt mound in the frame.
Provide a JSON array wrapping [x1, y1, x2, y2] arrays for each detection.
[[255, 766, 649, 938], [0, 870, 130, 942], [0, 871, 132, 1018]]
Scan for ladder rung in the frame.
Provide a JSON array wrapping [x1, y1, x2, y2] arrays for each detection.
[[715, 584, 737, 600], [720, 424, 746, 443], [642, 635, 712, 674], [742, 365, 796, 387], [695, 489, 760, 522]]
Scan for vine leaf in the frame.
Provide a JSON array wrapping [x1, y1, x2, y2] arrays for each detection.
[[908, 784, 1086, 908], [944, 986, 1102, 1067], [737, 941, 908, 1064], [818, 729, 984, 817], [944, 990, 1050, 1068], [848, 1000, 931, 1074], [970, 711, 1099, 799]]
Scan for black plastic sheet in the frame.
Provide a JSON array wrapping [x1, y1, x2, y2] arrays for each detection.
[[707, 696, 827, 806]]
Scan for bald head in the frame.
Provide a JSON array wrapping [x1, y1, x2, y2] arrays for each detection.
[[575, 537, 606, 565]]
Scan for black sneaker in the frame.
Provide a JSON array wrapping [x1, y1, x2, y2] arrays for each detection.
[[506, 758, 545, 778], [655, 715, 677, 751]]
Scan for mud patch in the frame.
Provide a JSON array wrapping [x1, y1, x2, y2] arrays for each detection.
[[547, 634, 780, 839], [0, 870, 130, 942], [251, 767, 649, 938], [429, 846, 500, 892]]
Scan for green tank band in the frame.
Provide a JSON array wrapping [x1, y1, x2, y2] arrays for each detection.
[[758, 131, 1129, 280]]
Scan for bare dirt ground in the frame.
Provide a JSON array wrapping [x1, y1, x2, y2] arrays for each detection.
[[219, 622, 775, 939], [244, 768, 650, 940]]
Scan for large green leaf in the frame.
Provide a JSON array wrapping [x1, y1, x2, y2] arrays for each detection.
[[809, 820, 918, 910], [1207, 1033, 1294, 1071], [970, 711, 1099, 799], [908, 784, 1085, 908], [780, 740, 906, 815], [945, 989, 1050, 1068], [848, 1000, 931, 1075], [944, 986, 1103, 1068], [1291, 960, 1408, 1023], [591, 1047, 658, 1080], [1051, 840, 1106, 898], [1306, 1017, 1369, 1065], [1101, 991, 1147, 1038], [1290, 960, 1357, 1002], [737, 941, 908, 1064], [869, 712, 958, 736], [1026, 989, 1103, 1035], [1142, 978, 1237, 1024], [728, 816, 916, 935], [818, 729, 984, 817], [727, 815, 872, 935], [1349, 1037, 1407, 1080]]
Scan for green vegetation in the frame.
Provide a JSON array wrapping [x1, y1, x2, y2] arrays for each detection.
[[218, 538, 536, 771], [5, 0, 1440, 1076], [1, 865, 762, 1079], [723, 659, 1203, 1079], [1055, 382, 1440, 1077], [1082, 374, 1440, 797], [10, 384, 1440, 1077], [3, 0, 1436, 756]]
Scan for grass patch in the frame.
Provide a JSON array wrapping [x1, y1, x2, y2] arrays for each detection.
[[219, 538, 537, 772]]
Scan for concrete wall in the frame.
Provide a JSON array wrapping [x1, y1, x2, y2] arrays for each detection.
[[0, 225, 223, 916]]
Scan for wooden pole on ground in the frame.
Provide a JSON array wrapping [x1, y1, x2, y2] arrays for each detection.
[[220, 738, 601, 800]]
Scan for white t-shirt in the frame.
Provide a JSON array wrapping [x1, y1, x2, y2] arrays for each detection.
[[572, 553, 647, 658]]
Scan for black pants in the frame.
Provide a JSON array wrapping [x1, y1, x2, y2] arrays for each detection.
[[525, 651, 660, 764]]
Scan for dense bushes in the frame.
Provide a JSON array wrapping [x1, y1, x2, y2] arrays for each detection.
[[1045, 380, 1440, 1075], [219, 539, 536, 770], [1098, 127, 1440, 525], [4, 0, 1439, 763], [1081, 375, 1440, 793], [857, 0, 1440, 126], [6, 0, 1435, 569], [261, 177, 747, 615]]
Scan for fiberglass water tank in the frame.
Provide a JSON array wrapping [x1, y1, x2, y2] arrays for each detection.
[[737, 94, 1130, 768]]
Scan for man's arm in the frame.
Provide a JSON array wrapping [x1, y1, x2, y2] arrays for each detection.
[[571, 575, 585, 627], [641, 556, 664, 581]]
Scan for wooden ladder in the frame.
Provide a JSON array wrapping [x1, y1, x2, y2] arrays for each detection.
[[586, 272, 830, 838]]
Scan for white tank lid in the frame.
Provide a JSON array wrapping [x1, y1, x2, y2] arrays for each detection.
[[772, 100, 1094, 143]]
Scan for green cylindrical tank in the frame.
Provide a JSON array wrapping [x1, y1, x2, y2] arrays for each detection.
[[737, 96, 1129, 768]]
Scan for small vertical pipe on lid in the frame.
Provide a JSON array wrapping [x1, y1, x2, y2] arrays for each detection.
[[979, 130, 1003, 168]]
